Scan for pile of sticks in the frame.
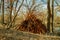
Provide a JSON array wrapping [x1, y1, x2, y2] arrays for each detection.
[[17, 13, 47, 34]]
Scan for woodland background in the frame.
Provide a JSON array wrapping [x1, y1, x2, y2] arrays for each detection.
[[0, 0, 60, 39]]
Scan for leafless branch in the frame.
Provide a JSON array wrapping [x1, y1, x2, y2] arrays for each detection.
[[23, 0, 41, 13], [32, 3, 41, 11], [13, 0, 18, 25], [7, 0, 24, 29], [55, 0, 60, 6], [15, 0, 18, 11], [30, 0, 35, 10]]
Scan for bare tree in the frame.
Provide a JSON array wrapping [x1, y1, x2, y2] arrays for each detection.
[[52, 0, 54, 33], [1, 0, 4, 24], [0, 2, 1, 13], [9, 0, 13, 26], [23, 0, 41, 14], [47, 0, 51, 33], [7, 0, 24, 29], [13, 0, 18, 25]]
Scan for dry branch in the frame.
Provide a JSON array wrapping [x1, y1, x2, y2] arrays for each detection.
[[7, 0, 24, 29], [17, 13, 47, 34]]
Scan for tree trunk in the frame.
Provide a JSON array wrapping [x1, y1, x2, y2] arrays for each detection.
[[2, 0, 4, 24], [52, 0, 54, 33], [0, 2, 1, 13], [47, 0, 51, 33], [9, 0, 13, 26], [13, 0, 18, 26]]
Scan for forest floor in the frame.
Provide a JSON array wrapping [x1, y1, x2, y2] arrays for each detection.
[[0, 28, 60, 40]]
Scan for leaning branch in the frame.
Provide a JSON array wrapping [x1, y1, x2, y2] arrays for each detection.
[[7, 0, 24, 29]]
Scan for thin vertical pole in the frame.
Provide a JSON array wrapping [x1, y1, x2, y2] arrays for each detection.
[[2, 0, 4, 24], [47, 0, 51, 33], [52, 0, 54, 33]]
